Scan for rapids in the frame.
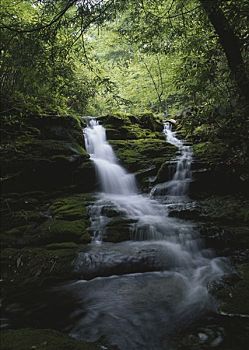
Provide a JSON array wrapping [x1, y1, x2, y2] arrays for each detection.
[[61, 118, 229, 349], [4, 118, 229, 350]]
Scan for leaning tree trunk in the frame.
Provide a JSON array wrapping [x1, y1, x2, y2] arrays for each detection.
[[200, 0, 249, 103]]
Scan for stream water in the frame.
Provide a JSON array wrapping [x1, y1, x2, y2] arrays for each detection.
[[66, 118, 228, 349], [150, 122, 192, 198], [3, 118, 229, 349]]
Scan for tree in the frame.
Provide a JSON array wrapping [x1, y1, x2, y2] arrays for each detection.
[[0, 0, 97, 115], [199, 0, 249, 103]]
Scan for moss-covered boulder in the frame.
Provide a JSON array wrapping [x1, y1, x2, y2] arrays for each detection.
[[34, 219, 91, 245], [0, 114, 96, 193], [0, 193, 92, 248], [102, 217, 136, 243], [212, 263, 249, 316], [99, 112, 163, 134]]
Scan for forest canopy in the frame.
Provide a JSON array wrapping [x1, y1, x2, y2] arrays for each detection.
[[1, 0, 248, 118]]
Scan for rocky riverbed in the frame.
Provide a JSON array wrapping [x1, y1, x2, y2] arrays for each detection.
[[1, 113, 249, 350]]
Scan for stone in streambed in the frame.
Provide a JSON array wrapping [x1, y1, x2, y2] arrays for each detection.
[[110, 139, 176, 174], [102, 218, 137, 243], [168, 196, 249, 225], [211, 263, 249, 316]]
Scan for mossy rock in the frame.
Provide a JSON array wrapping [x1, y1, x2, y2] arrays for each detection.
[[213, 263, 249, 316], [199, 196, 249, 225], [99, 113, 163, 140], [1, 247, 77, 293], [171, 316, 249, 350], [102, 218, 136, 243], [169, 196, 249, 225], [110, 139, 176, 173], [1, 193, 92, 248], [128, 112, 163, 131], [1, 114, 95, 193], [49, 194, 90, 221], [193, 141, 228, 165], [1, 329, 100, 350], [155, 160, 177, 183], [35, 219, 91, 245]]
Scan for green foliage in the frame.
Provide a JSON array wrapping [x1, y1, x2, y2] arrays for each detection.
[[0, 1, 96, 115], [1, 0, 248, 178]]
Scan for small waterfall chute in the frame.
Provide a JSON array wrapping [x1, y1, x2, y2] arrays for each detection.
[[84, 119, 137, 195], [151, 121, 193, 197]]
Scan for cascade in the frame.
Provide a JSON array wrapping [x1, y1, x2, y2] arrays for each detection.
[[66, 117, 229, 350], [151, 121, 193, 197], [84, 118, 137, 195]]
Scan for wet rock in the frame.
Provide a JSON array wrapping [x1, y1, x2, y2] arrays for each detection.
[[211, 263, 249, 316], [100, 205, 124, 217], [102, 218, 136, 242], [172, 316, 249, 350], [155, 160, 177, 183], [49, 194, 91, 221], [1, 329, 101, 350], [168, 196, 249, 225], [33, 219, 91, 245], [108, 139, 176, 191], [191, 141, 249, 196], [1, 247, 77, 294], [46, 242, 79, 250], [0, 114, 96, 193], [1, 193, 92, 248], [199, 225, 249, 253], [74, 249, 159, 279]]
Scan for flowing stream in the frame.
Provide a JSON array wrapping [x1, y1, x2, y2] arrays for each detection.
[[151, 121, 192, 198], [61, 118, 229, 349]]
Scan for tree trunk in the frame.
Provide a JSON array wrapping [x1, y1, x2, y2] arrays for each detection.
[[200, 0, 249, 103]]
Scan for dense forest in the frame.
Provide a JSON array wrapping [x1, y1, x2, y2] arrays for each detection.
[[1, 0, 249, 178], [1, 1, 249, 350]]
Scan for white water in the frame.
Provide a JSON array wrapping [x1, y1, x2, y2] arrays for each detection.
[[84, 119, 137, 195], [151, 122, 193, 197], [73, 118, 229, 349]]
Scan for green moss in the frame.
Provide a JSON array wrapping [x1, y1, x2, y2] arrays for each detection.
[[37, 219, 91, 244], [50, 194, 90, 221], [1, 114, 93, 193], [193, 141, 228, 165], [99, 113, 163, 140], [1, 329, 100, 350], [110, 139, 176, 172], [103, 218, 136, 243], [1, 194, 92, 248]]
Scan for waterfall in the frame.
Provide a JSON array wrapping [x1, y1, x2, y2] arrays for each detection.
[[151, 121, 192, 197], [84, 119, 137, 195], [76, 117, 229, 350]]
